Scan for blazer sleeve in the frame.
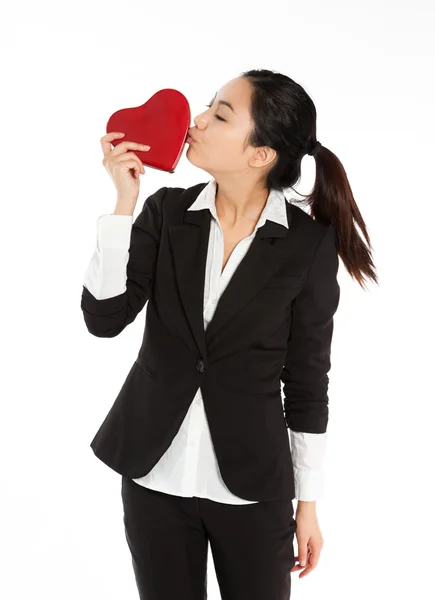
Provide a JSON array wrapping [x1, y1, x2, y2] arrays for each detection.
[[281, 224, 340, 434], [80, 186, 167, 338]]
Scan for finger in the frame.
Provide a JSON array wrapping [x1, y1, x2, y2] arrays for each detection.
[[290, 564, 304, 573], [299, 565, 314, 578], [100, 132, 125, 157], [115, 158, 143, 178], [295, 549, 308, 568], [306, 542, 321, 569], [298, 544, 320, 578], [110, 140, 151, 158], [298, 556, 316, 578], [116, 152, 145, 174]]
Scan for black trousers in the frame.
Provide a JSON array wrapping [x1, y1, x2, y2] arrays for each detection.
[[121, 476, 296, 600]]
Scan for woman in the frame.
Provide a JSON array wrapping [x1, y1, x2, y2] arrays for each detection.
[[82, 68, 377, 599]]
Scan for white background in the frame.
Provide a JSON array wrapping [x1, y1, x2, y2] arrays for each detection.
[[1, 1, 434, 598]]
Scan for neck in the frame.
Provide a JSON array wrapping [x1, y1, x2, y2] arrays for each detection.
[[215, 179, 269, 227]]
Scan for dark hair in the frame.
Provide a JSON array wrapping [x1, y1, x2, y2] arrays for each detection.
[[239, 68, 377, 289]]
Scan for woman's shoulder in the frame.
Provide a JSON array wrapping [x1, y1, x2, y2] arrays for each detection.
[[288, 201, 330, 241], [147, 182, 209, 216]]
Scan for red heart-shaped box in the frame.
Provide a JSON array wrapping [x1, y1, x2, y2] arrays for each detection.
[[106, 89, 191, 173]]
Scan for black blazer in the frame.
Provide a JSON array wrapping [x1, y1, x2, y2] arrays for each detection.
[[81, 182, 340, 502]]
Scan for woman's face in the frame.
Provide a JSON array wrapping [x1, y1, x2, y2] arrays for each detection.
[[186, 77, 275, 180]]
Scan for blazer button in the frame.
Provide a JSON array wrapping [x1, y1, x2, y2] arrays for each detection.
[[196, 359, 206, 373]]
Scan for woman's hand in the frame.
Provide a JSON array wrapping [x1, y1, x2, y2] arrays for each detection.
[[291, 502, 324, 578], [100, 132, 151, 204]]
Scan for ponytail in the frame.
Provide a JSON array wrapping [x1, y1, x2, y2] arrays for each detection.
[[294, 143, 378, 289]]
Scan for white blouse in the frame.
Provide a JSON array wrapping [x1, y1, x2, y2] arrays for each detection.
[[83, 179, 327, 502]]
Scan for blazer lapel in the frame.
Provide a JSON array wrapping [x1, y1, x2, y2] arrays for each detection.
[[205, 219, 292, 348], [168, 186, 293, 359], [168, 185, 211, 360]]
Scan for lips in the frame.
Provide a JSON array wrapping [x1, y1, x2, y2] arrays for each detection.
[[187, 130, 196, 141]]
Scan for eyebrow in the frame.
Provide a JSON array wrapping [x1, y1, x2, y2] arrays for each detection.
[[208, 92, 236, 114]]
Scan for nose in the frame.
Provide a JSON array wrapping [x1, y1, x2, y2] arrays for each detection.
[[193, 106, 210, 129]]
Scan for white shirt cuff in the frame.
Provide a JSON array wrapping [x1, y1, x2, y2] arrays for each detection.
[[97, 213, 134, 250], [83, 214, 133, 300], [289, 430, 327, 501]]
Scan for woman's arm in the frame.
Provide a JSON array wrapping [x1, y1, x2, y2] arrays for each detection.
[[80, 186, 167, 338], [281, 224, 340, 502]]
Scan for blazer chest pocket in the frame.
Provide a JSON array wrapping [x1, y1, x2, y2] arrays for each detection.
[[135, 358, 157, 379], [264, 275, 305, 289]]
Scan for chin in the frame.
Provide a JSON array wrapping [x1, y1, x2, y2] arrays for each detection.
[[186, 147, 201, 167]]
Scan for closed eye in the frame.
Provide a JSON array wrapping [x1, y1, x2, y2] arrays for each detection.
[[205, 104, 225, 121]]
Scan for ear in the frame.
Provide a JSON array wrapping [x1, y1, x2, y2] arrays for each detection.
[[249, 145, 277, 169]]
